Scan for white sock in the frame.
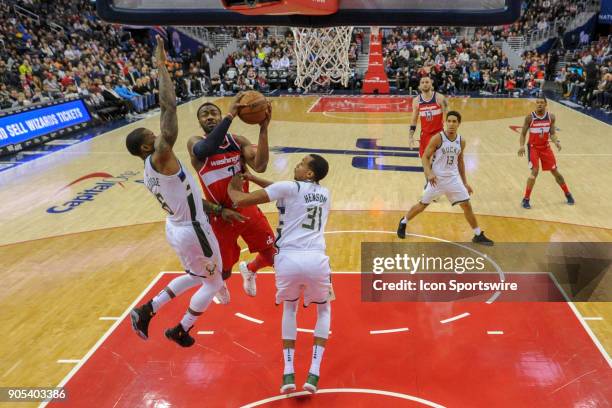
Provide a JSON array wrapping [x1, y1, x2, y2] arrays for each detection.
[[473, 227, 482, 235], [309, 345, 325, 376], [151, 290, 171, 313], [400, 217, 407, 225], [283, 348, 295, 375]]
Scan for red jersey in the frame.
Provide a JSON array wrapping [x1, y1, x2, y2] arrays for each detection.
[[528, 111, 551, 149], [418, 92, 444, 136], [197, 133, 247, 208]]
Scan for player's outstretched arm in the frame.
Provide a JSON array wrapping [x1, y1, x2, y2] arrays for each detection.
[[242, 169, 274, 188], [518, 114, 531, 156], [154, 35, 177, 156], [238, 102, 272, 173], [227, 175, 271, 207], [438, 93, 448, 116]]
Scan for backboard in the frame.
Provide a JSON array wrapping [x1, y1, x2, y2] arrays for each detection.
[[96, 0, 521, 27]]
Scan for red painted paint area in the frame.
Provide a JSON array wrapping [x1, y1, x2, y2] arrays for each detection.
[[310, 97, 414, 113], [48, 274, 612, 408]]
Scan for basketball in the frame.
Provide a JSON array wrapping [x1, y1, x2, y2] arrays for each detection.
[[237, 91, 268, 125]]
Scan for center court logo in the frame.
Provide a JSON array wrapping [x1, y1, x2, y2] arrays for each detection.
[[47, 170, 140, 214]]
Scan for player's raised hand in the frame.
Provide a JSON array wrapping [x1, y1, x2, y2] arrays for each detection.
[[154, 35, 166, 67], [229, 92, 247, 118], [259, 101, 272, 129], [518, 146, 526, 157], [221, 208, 247, 224]]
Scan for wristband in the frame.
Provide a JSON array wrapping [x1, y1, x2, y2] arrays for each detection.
[[410, 125, 417, 132], [215, 204, 223, 216]]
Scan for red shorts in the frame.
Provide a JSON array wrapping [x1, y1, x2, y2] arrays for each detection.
[[209, 205, 275, 272], [528, 145, 557, 171], [419, 131, 439, 157]]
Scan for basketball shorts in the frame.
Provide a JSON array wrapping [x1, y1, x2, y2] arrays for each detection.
[[421, 175, 470, 205], [209, 205, 275, 272], [528, 145, 557, 171], [275, 250, 332, 307], [166, 218, 222, 278]]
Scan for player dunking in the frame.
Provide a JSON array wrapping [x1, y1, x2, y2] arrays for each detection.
[[518, 96, 575, 208], [398, 111, 494, 245], [126, 36, 229, 347], [409, 76, 448, 160], [228, 155, 332, 395], [187, 99, 275, 302]]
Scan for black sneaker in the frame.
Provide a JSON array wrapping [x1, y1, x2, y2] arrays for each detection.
[[566, 193, 575, 205], [165, 323, 195, 347], [397, 218, 407, 239], [130, 300, 154, 340], [472, 232, 494, 246], [521, 198, 531, 209]]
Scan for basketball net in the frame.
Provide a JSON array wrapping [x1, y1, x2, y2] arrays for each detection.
[[291, 26, 354, 91]]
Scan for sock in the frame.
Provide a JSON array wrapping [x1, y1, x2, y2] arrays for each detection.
[[524, 187, 532, 200], [180, 309, 200, 331], [473, 227, 482, 236], [248, 247, 276, 273], [560, 183, 570, 195], [309, 345, 325, 376], [283, 348, 295, 375], [400, 217, 407, 225], [180, 275, 222, 330]]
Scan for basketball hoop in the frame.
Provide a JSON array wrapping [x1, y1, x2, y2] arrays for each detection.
[[291, 26, 354, 92]]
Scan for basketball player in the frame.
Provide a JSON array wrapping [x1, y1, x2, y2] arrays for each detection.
[[397, 111, 494, 245], [409, 76, 448, 159], [518, 96, 574, 208], [126, 36, 235, 347], [187, 99, 275, 301], [227, 154, 332, 395]]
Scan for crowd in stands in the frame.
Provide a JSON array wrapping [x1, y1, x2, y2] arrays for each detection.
[[0, 0, 213, 119], [0, 0, 609, 119]]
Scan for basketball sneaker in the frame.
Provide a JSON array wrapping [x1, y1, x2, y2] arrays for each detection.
[[472, 232, 494, 246], [130, 300, 154, 340], [280, 373, 296, 394], [521, 198, 531, 209], [566, 193, 575, 205], [239, 261, 257, 297], [397, 218, 407, 239], [165, 323, 195, 347], [214, 282, 230, 304], [303, 373, 320, 394]]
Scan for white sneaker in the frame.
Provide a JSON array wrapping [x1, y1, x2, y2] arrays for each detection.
[[214, 282, 230, 304], [239, 261, 257, 297]]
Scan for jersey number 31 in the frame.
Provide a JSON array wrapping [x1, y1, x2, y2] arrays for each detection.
[[302, 206, 323, 231]]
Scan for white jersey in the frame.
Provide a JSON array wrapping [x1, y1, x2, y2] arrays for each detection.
[[431, 131, 462, 178], [265, 180, 330, 251], [144, 155, 208, 224]]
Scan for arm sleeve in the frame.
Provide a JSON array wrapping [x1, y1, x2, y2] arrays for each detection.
[[192, 116, 233, 160], [265, 181, 299, 201]]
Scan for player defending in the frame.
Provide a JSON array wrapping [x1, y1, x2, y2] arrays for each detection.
[[126, 36, 231, 347], [409, 76, 448, 160], [398, 111, 494, 245], [518, 96, 574, 208], [187, 100, 275, 302], [228, 155, 332, 395]]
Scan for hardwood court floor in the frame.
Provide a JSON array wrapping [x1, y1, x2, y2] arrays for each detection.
[[0, 96, 610, 406]]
